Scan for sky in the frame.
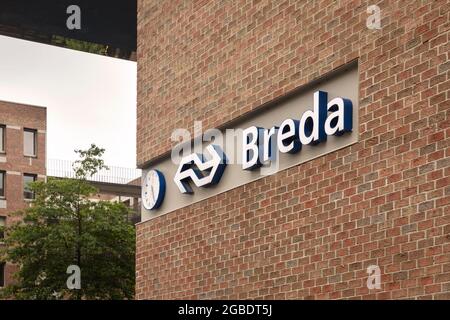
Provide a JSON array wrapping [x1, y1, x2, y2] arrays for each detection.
[[0, 35, 137, 168]]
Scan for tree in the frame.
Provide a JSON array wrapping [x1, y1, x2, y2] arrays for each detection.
[[52, 36, 108, 56], [0, 145, 135, 300]]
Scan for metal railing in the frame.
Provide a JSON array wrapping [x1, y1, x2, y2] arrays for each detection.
[[47, 159, 141, 186]]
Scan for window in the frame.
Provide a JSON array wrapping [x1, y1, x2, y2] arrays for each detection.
[[0, 262, 4, 287], [23, 174, 37, 200], [0, 216, 5, 240], [0, 171, 5, 198], [24, 128, 37, 157], [0, 125, 5, 153]]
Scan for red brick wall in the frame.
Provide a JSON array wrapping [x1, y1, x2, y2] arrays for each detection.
[[0, 100, 47, 287], [136, 0, 450, 299]]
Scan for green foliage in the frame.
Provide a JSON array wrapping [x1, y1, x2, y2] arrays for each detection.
[[73, 144, 109, 179], [0, 145, 135, 300], [52, 36, 108, 56]]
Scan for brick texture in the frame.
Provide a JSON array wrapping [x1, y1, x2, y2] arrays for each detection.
[[136, 0, 450, 299], [0, 100, 46, 287]]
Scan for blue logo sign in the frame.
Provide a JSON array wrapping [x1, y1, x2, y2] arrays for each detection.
[[174, 144, 227, 194]]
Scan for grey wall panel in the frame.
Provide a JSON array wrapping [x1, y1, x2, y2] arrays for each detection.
[[141, 63, 359, 222]]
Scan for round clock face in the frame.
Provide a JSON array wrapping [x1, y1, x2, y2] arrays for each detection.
[[142, 169, 166, 210]]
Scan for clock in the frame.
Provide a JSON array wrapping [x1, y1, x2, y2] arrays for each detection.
[[142, 169, 166, 210]]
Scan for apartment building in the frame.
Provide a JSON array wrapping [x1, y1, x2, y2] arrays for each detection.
[[0, 100, 46, 288]]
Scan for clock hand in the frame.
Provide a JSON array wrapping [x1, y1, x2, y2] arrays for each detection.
[[150, 185, 155, 202]]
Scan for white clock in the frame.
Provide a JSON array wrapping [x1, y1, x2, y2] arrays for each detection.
[[142, 169, 166, 210]]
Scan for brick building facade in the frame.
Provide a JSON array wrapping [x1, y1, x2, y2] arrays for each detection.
[[0, 100, 46, 288], [136, 0, 449, 299]]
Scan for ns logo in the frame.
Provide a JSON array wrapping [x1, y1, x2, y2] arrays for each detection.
[[142, 145, 227, 210]]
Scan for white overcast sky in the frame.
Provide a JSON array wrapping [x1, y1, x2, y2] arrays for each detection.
[[0, 35, 137, 168]]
